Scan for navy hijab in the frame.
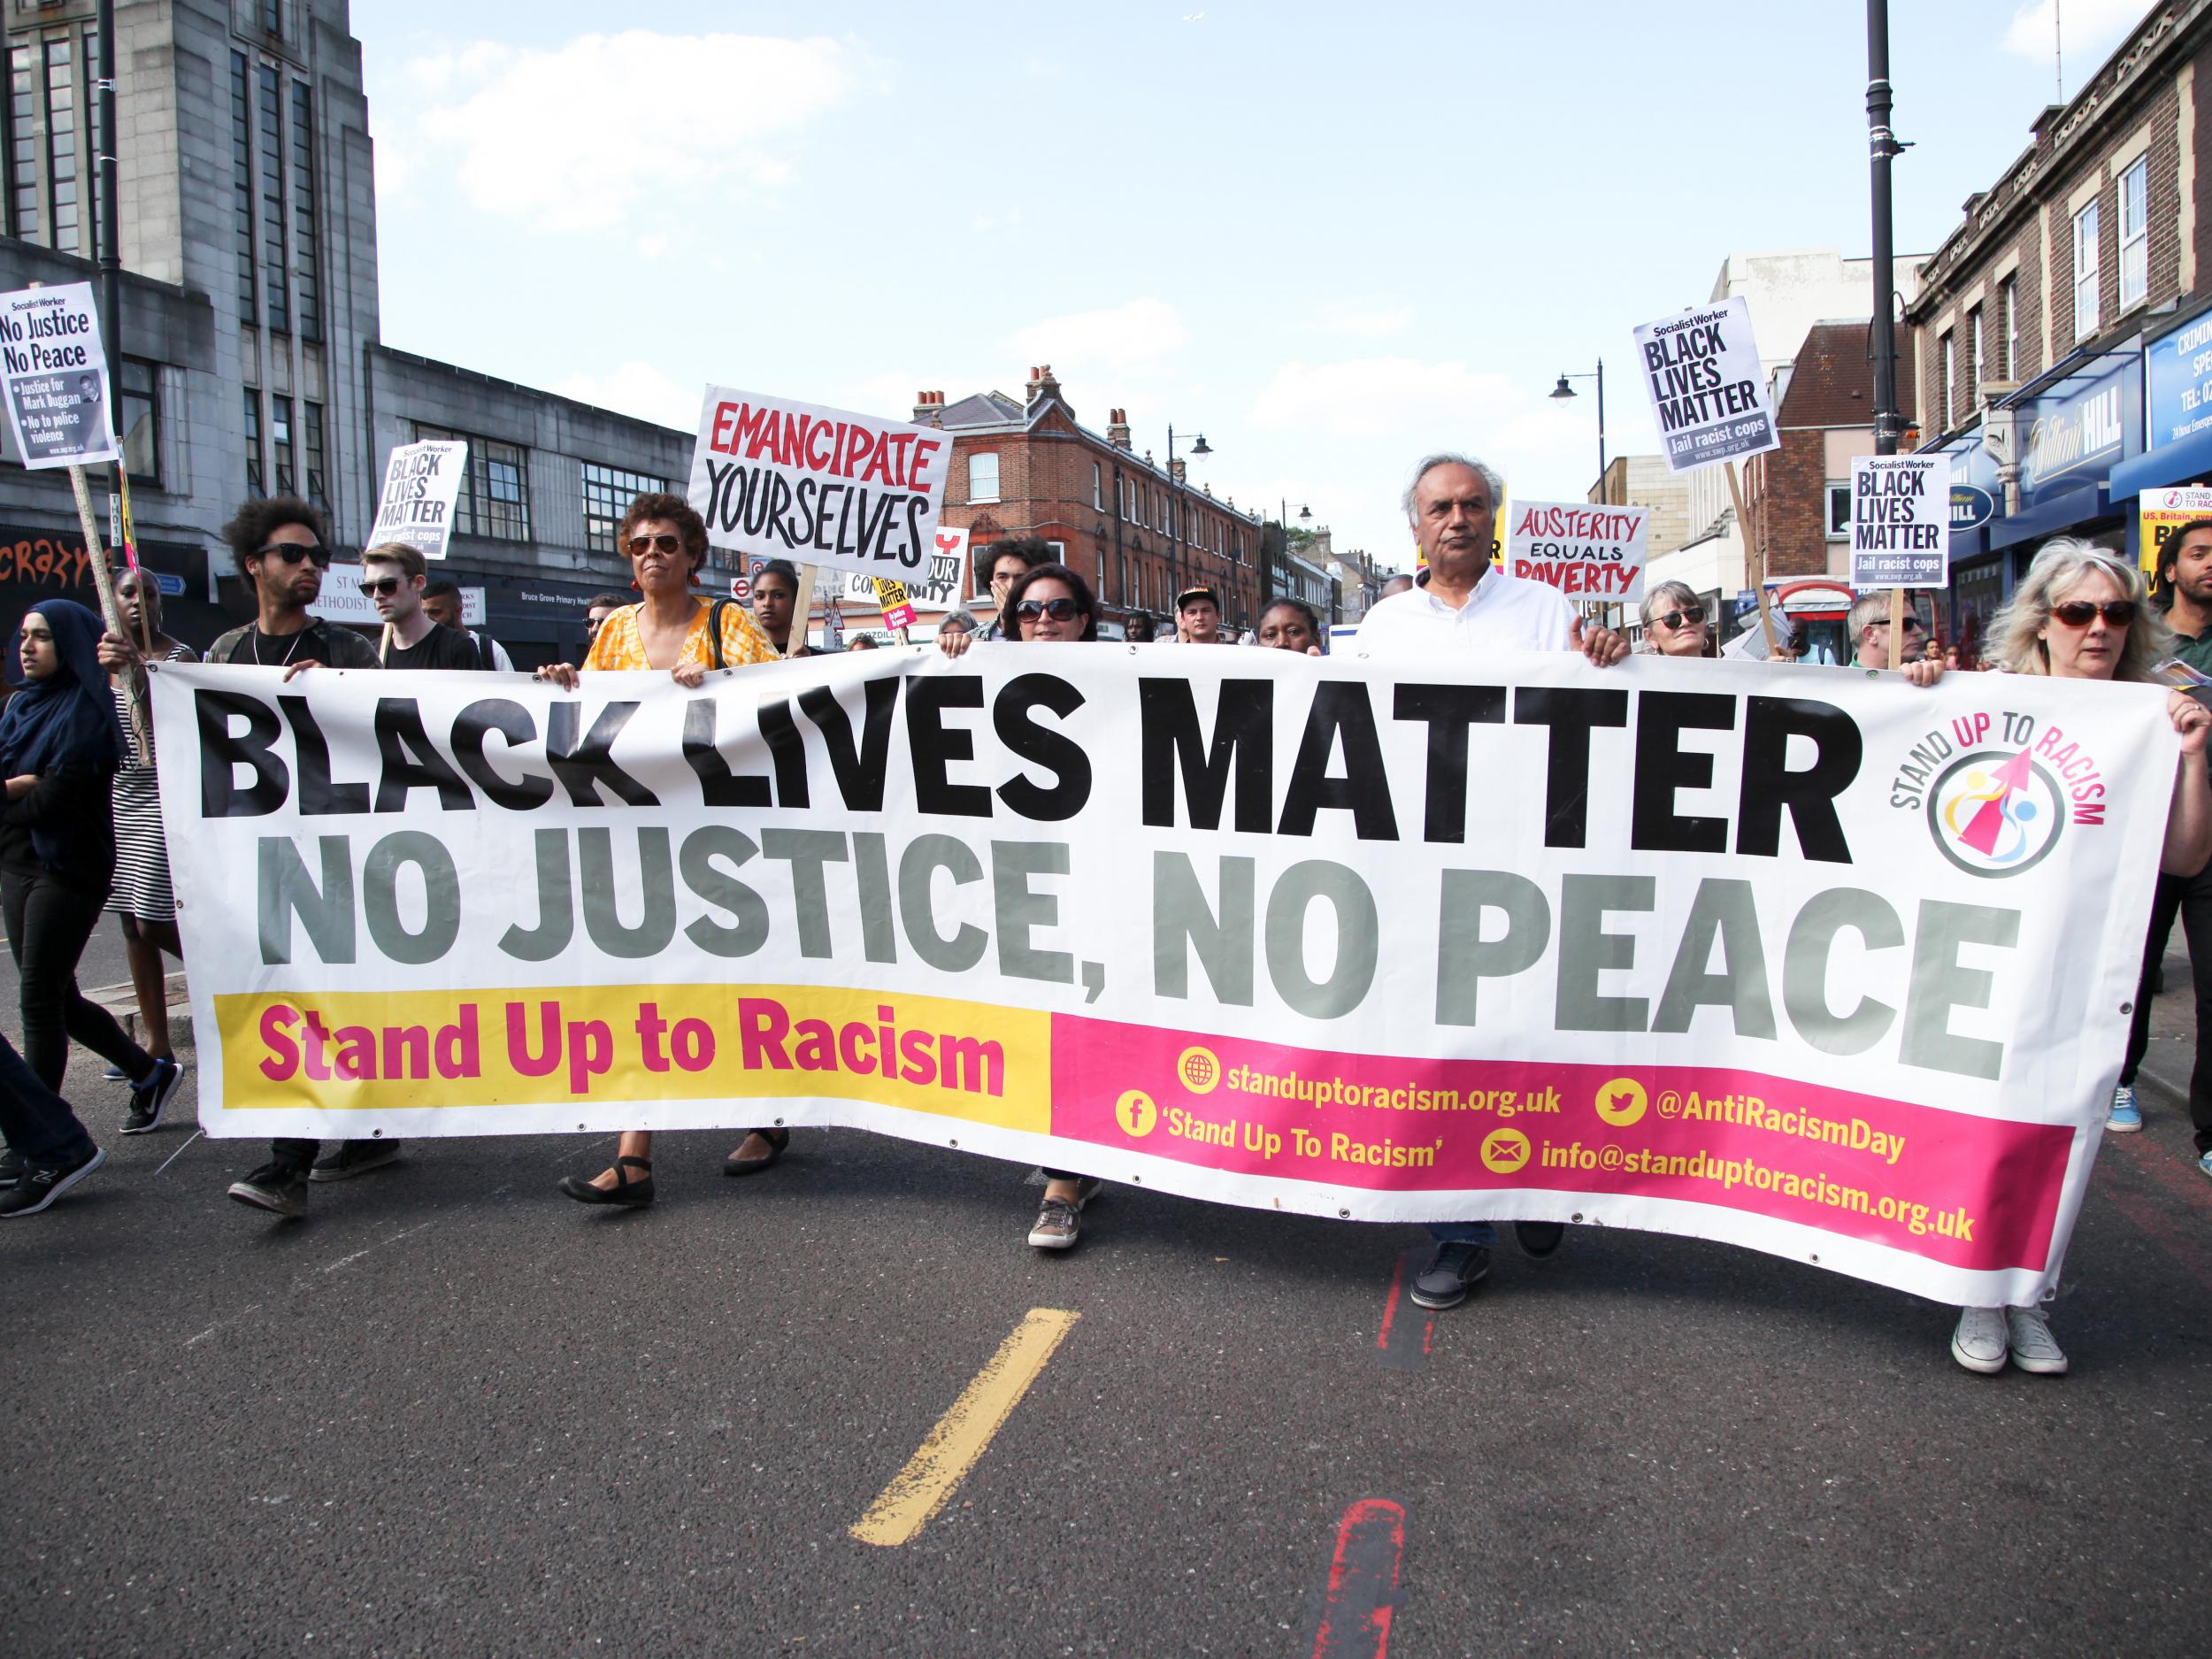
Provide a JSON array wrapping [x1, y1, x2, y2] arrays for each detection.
[[0, 598, 123, 777]]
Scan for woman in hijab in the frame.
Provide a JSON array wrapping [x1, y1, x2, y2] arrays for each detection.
[[0, 599, 180, 1118]]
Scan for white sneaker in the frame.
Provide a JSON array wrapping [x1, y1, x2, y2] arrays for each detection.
[[1950, 1305, 2008, 1373], [2005, 1306, 2069, 1375]]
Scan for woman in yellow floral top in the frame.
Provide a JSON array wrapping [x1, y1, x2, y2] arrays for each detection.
[[535, 491, 787, 1209]]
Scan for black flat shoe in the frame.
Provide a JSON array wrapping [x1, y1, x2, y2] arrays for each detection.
[[723, 1127, 790, 1177], [559, 1155, 653, 1207]]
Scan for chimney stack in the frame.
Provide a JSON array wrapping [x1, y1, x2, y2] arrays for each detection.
[[1107, 408, 1132, 449], [1025, 363, 1062, 406], [912, 389, 946, 425]]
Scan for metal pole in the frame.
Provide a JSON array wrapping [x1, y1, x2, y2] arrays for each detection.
[[1595, 358, 1608, 485], [1867, 0, 1903, 457], [96, 0, 120, 368]]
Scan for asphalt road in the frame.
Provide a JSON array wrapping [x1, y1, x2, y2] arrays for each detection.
[[4, 939, 2211, 1657]]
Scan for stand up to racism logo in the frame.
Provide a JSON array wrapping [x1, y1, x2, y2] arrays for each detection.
[[1928, 747, 2068, 878]]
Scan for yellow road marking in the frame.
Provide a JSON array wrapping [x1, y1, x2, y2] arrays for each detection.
[[849, 1308, 1080, 1548]]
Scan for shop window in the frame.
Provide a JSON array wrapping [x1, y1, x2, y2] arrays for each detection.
[[2120, 157, 2149, 312], [968, 451, 1000, 503], [2073, 199, 2101, 341]]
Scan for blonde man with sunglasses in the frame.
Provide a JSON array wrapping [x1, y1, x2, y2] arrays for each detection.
[[361, 542, 488, 670]]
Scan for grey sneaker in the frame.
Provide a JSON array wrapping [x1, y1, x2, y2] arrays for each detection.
[[309, 1140, 403, 1182], [1027, 1178, 1102, 1250], [227, 1161, 310, 1217], [2006, 1306, 2069, 1375], [1409, 1240, 1490, 1310], [1950, 1305, 2008, 1374]]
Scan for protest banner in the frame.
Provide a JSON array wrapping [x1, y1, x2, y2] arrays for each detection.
[[154, 649, 2173, 1309], [687, 388, 949, 581], [0, 282, 119, 470], [1849, 456, 1951, 591], [1506, 501, 1648, 603], [368, 440, 469, 560], [2138, 486, 2212, 585], [1632, 296, 1780, 474]]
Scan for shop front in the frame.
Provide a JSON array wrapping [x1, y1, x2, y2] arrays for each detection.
[[1766, 578, 1855, 664], [2110, 298, 2212, 572], [1985, 346, 2142, 580], [0, 526, 227, 655]]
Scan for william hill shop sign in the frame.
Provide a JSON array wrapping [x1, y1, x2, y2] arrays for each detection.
[[2019, 358, 2139, 505]]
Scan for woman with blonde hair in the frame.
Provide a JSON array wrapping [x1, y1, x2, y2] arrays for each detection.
[[1948, 536, 2212, 1378]]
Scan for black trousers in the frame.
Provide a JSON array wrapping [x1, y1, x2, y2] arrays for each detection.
[[2121, 864, 2212, 1155], [1, 868, 151, 1094]]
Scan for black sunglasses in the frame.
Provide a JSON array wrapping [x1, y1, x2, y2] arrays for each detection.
[[1015, 597, 1084, 622], [2050, 600, 2137, 628], [1654, 605, 1706, 629], [358, 576, 403, 597], [257, 541, 331, 568]]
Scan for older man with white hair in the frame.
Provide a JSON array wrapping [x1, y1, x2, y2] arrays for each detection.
[[1354, 451, 1628, 1311]]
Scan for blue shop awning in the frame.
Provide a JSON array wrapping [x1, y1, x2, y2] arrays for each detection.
[[1989, 485, 2111, 550], [2109, 425, 2212, 500]]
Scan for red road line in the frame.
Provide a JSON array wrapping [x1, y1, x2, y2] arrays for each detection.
[[1310, 1497, 1405, 1659], [1375, 1250, 1432, 1368]]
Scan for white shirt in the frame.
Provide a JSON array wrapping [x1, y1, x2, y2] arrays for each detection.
[[1352, 566, 1575, 657]]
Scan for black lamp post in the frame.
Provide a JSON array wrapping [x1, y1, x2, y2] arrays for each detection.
[[1548, 361, 1608, 495], [1166, 423, 1212, 611]]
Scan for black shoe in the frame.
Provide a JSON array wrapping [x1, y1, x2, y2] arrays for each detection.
[[309, 1139, 402, 1182], [121, 1056, 184, 1134], [723, 1126, 790, 1177], [0, 1148, 21, 1189], [0, 1145, 104, 1217], [227, 1161, 310, 1217], [1514, 1221, 1568, 1260], [1409, 1240, 1490, 1310], [559, 1155, 653, 1208]]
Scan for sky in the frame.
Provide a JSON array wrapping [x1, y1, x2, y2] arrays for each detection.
[[356, 0, 2152, 570]]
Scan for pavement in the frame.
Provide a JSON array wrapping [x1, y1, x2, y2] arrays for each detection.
[[4, 930, 2212, 1657]]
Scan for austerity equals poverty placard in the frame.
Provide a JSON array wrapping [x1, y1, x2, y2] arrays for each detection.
[[1632, 296, 1780, 473], [1506, 501, 1649, 602], [687, 387, 950, 580], [0, 282, 119, 470]]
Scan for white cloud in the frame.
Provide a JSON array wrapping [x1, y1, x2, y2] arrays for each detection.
[[2001, 1, 2145, 63], [1007, 298, 1189, 380], [409, 32, 848, 231], [1249, 357, 1529, 439], [1312, 298, 1413, 339], [549, 361, 701, 430]]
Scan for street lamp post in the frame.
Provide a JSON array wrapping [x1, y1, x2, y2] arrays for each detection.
[[1165, 422, 1212, 618], [1548, 361, 1608, 495]]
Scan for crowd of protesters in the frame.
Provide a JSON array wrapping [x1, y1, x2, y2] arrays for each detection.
[[1, 456, 2207, 1387]]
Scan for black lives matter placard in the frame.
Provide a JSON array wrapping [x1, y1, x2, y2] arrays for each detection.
[[0, 282, 119, 470], [368, 440, 469, 560], [687, 387, 949, 580], [1849, 455, 1951, 589], [1632, 296, 1780, 473]]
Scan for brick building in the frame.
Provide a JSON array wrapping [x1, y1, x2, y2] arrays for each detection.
[[1908, 1, 2212, 631], [914, 366, 1267, 631]]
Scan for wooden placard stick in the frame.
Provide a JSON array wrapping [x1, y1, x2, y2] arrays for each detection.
[[786, 562, 818, 657], [1723, 460, 1780, 658], [1887, 588, 1908, 669], [66, 462, 150, 763]]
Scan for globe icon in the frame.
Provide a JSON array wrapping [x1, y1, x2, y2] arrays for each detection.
[[1178, 1047, 1221, 1093]]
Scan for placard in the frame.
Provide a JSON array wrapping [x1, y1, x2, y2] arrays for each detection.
[[1632, 296, 1780, 472], [0, 282, 119, 469], [688, 388, 949, 580], [368, 440, 470, 559], [1849, 455, 1952, 589], [846, 524, 970, 614], [1506, 501, 1648, 602], [2139, 486, 2212, 580]]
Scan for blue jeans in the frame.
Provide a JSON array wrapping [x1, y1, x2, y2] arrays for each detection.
[[0, 1029, 96, 1167], [1428, 1222, 1496, 1246]]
